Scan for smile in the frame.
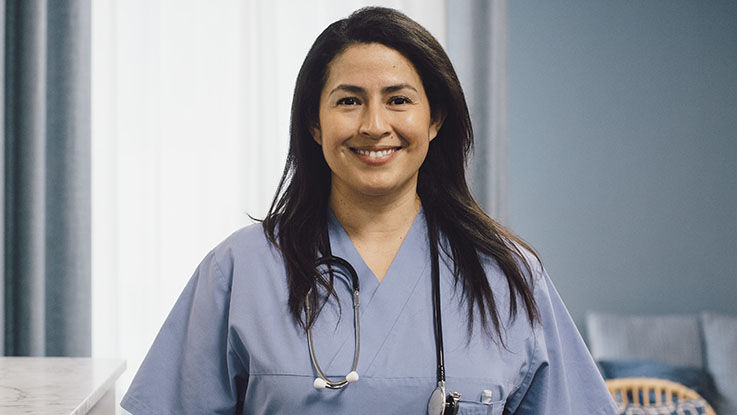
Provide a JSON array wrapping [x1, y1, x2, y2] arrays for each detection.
[[348, 146, 402, 166], [350, 147, 401, 159]]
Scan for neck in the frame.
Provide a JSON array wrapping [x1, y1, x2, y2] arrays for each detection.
[[329, 180, 421, 241]]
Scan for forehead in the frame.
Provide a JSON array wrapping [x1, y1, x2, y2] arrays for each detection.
[[324, 43, 423, 89]]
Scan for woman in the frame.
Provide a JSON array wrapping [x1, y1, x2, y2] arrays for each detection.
[[122, 7, 617, 415]]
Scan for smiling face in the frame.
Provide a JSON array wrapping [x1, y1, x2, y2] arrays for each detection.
[[312, 43, 442, 200]]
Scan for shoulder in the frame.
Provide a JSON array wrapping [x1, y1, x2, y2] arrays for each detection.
[[212, 221, 274, 256], [508, 240, 545, 283], [474, 239, 545, 290], [203, 222, 282, 285]]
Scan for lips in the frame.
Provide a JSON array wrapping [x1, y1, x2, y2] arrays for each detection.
[[350, 147, 401, 159], [348, 146, 403, 165]]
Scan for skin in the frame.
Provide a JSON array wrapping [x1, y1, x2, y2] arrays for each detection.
[[312, 43, 443, 282]]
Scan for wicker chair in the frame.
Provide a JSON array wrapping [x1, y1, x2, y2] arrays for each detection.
[[606, 377, 716, 415]]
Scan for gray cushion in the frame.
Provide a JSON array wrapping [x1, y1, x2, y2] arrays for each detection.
[[616, 400, 710, 415], [585, 312, 703, 369], [701, 312, 737, 415]]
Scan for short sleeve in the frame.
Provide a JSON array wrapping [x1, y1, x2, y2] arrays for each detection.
[[506, 270, 618, 415], [121, 251, 248, 415]]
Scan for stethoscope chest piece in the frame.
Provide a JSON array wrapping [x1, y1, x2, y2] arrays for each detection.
[[427, 383, 461, 415], [427, 386, 446, 415]]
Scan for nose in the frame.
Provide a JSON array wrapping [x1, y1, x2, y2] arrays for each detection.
[[358, 103, 390, 139]]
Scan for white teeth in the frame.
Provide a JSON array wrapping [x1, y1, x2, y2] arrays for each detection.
[[355, 148, 398, 158]]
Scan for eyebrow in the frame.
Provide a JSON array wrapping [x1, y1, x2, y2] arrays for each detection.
[[328, 83, 418, 96]]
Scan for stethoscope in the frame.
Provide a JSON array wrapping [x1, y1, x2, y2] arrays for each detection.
[[305, 237, 462, 415]]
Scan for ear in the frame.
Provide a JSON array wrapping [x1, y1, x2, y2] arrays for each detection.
[[311, 125, 322, 145], [428, 110, 446, 141]]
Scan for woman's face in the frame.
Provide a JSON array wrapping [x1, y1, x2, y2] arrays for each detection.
[[313, 43, 442, 199]]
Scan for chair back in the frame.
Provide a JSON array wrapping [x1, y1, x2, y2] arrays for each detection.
[[606, 377, 716, 415]]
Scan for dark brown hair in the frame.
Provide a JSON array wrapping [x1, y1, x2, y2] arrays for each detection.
[[263, 7, 540, 340]]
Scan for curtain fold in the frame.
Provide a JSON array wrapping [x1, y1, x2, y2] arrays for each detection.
[[2, 0, 91, 356], [446, 0, 509, 223]]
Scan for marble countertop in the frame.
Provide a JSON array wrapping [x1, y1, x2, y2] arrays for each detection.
[[0, 357, 126, 414]]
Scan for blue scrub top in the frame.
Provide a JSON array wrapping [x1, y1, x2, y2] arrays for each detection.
[[122, 211, 617, 414]]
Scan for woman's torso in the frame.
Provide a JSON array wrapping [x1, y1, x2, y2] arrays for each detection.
[[221, 212, 535, 414]]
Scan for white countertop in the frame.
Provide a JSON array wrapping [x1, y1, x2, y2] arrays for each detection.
[[0, 357, 126, 414]]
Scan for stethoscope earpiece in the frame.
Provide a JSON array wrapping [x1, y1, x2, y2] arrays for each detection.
[[345, 371, 359, 383], [311, 371, 358, 390]]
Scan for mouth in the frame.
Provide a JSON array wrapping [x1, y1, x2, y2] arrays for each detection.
[[349, 146, 403, 159]]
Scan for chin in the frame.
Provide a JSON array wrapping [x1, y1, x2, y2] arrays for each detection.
[[356, 180, 413, 198], [333, 172, 418, 199], [358, 185, 397, 197]]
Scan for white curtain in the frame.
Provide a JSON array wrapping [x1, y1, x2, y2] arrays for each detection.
[[91, 0, 447, 398]]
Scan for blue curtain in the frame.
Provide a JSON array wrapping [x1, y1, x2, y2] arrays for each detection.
[[1, 0, 91, 356], [446, 0, 509, 223]]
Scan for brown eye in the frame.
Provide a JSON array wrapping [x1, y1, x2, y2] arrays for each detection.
[[337, 97, 360, 105], [389, 96, 411, 105]]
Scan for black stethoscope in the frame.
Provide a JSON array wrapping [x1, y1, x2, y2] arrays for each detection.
[[305, 239, 461, 415]]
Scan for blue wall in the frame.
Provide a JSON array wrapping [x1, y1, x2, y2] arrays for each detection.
[[507, 1, 737, 326]]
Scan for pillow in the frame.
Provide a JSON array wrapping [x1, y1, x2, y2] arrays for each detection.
[[617, 400, 710, 415], [598, 359, 718, 407], [586, 313, 703, 368], [701, 312, 737, 415]]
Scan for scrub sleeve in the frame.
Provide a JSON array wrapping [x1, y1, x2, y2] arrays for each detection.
[[506, 270, 619, 414], [121, 251, 247, 414]]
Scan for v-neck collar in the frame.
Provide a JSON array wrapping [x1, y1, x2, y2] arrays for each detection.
[[324, 208, 431, 375]]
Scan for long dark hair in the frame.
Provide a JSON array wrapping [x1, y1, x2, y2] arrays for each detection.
[[263, 7, 540, 340]]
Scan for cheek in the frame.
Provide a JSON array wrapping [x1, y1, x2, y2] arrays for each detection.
[[317, 126, 350, 167], [395, 115, 435, 145], [320, 120, 354, 148]]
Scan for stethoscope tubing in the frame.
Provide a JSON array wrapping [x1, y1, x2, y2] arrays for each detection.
[[305, 233, 456, 413], [429, 230, 447, 388], [306, 255, 361, 389]]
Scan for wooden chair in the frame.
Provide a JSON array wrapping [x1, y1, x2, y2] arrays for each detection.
[[606, 377, 716, 415]]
